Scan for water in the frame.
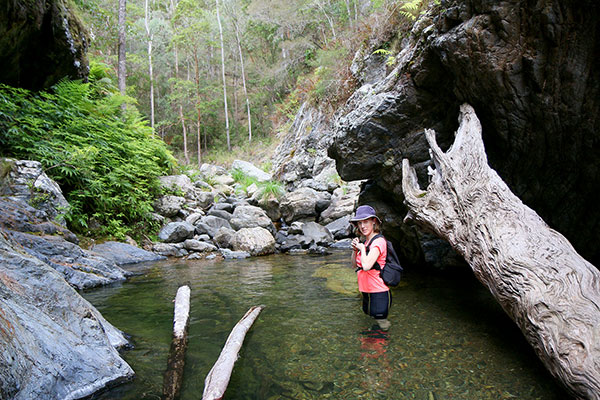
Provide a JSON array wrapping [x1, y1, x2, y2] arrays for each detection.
[[82, 251, 569, 399]]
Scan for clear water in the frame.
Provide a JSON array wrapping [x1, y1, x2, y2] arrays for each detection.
[[82, 250, 569, 399]]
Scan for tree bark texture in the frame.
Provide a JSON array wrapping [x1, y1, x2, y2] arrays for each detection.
[[402, 104, 600, 400], [162, 285, 191, 400], [202, 305, 264, 400]]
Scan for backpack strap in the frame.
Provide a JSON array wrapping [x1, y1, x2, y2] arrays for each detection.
[[365, 234, 384, 271]]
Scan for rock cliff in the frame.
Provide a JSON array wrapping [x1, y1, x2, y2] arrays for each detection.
[[329, 0, 600, 266], [0, 0, 89, 90]]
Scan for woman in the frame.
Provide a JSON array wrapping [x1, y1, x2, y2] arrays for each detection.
[[351, 205, 391, 330]]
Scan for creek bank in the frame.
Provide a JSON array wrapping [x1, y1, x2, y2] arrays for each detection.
[[0, 230, 133, 400], [150, 159, 361, 260], [0, 158, 161, 399]]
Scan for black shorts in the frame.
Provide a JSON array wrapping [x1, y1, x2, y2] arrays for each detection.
[[361, 291, 391, 319]]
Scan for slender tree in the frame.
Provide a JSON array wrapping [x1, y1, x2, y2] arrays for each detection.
[[145, 0, 155, 129], [117, 0, 127, 96], [170, 0, 189, 163], [215, 0, 231, 151], [228, 6, 252, 143]]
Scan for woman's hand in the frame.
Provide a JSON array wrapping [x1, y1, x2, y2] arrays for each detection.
[[351, 237, 361, 252]]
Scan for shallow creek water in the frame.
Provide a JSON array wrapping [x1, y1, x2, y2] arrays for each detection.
[[82, 250, 568, 399]]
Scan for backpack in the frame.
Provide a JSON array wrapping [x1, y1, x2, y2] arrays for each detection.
[[366, 234, 403, 287]]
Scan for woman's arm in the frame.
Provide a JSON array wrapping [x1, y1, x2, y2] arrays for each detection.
[[359, 245, 380, 271]]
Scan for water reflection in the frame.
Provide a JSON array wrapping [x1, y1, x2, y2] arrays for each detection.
[[82, 251, 569, 400]]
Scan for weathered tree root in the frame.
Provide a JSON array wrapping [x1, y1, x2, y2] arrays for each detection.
[[402, 104, 600, 399], [202, 305, 264, 400]]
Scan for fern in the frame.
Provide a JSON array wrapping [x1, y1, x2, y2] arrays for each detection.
[[0, 62, 176, 238], [399, 0, 425, 21]]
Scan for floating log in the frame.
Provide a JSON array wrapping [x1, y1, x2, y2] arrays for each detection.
[[162, 285, 191, 400], [202, 305, 264, 400], [402, 104, 600, 399]]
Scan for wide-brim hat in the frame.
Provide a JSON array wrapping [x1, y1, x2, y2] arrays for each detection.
[[350, 205, 381, 224]]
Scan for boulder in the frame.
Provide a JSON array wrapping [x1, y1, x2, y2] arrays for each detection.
[[91, 241, 166, 265], [0, 196, 77, 243], [278, 234, 312, 252], [207, 208, 233, 221], [213, 174, 235, 187], [0, 232, 133, 400], [185, 212, 204, 226], [152, 242, 188, 257], [7, 230, 129, 290], [319, 183, 361, 225], [219, 248, 251, 259], [230, 205, 275, 233], [195, 216, 232, 238], [154, 195, 186, 218], [195, 190, 215, 210], [279, 187, 331, 223], [199, 163, 227, 178], [158, 221, 195, 243], [231, 227, 276, 256], [324, 215, 353, 240], [0, 158, 70, 225], [301, 221, 334, 246], [183, 239, 217, 252], [232, 159, 272, 182], [213, 227, 235, 249], [158, 175, 195, 198], [257, 195, 282, 222], [213, 202, 234, 213]]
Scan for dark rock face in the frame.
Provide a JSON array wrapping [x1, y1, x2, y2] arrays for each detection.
[[0, 0, 89, 90], [330, 0, 600, 265]]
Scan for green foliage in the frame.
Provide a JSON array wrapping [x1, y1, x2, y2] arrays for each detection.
[[231, 168, 258, 193], [256, 180, 284, 201], [399, 0, 427, 21], [0, 66, 176, 238], [373, 48, 397, 67]]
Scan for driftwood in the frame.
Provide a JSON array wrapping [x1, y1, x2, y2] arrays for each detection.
[[162, 285, 191, 400], [402, 104, 600, 399], [202, 305, 264, 400]]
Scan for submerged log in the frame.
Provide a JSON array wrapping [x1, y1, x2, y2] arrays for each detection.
[[162, 285, 191, 400], [402, 104, 600, 400], [202, 305, 264, 400]]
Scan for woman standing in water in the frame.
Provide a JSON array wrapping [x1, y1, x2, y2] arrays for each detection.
[[350, 205, 391, 330]]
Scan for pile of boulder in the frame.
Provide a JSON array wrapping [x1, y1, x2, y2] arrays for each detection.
[[151, 159, 361, 260]]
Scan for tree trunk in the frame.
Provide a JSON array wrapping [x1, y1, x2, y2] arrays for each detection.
[[162, 286, 191, 400], [170, 0, 188, 164], [402, 104, 600, 400], [215, 0, 231, 151], [232, 17, 252, 144], [144, 0, 155, 130], [117, 0, 127, 97], [202, 306, 264, 400]]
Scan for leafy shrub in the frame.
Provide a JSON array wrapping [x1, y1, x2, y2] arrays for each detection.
[[0, 64, 176, 238]]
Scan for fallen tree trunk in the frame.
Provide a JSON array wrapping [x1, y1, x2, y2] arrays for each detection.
[[202, 305, 264, 400], [162, 285, 191, 400], [402, 104, 600, 400]]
